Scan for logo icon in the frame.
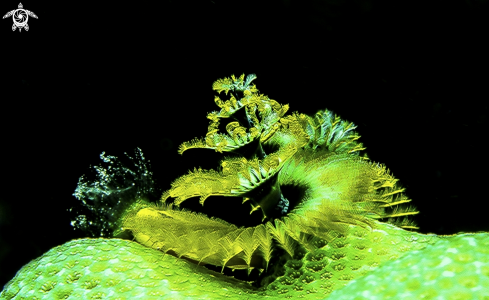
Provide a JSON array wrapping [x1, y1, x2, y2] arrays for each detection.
[[3, 3, 38, 32]]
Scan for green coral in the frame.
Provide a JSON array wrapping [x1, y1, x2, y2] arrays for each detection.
[[328, 233, 489, 300], [257, 222, 439, 298], [2, 227, 488, 299], [0, 238, 262, 300]]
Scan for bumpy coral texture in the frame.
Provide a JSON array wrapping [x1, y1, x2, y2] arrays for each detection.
[[328, 233, 489, 300], [0, 239, 261, 300], [1, 230, 488, 299]]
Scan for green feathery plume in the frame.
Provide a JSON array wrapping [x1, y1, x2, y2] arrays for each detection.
[[122, 74, 418, 274]]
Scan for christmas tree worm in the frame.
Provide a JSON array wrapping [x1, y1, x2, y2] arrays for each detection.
[[1, 74, 488, 300]]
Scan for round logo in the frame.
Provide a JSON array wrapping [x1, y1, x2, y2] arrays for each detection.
[[13, 9, 28, 27]]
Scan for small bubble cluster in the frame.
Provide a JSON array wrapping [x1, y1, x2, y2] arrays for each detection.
[[275, 195, 289, 215], [70, 148, 160, 237]]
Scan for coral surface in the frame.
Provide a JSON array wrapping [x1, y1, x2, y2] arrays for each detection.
[[2, 228, 488, 299]]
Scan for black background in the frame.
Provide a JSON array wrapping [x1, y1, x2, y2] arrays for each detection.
[[1, 0, 488, 289]]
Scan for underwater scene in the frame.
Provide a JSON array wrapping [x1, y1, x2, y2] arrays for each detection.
[[2, 72, 488, 299], [1, 0, 488, 299]]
